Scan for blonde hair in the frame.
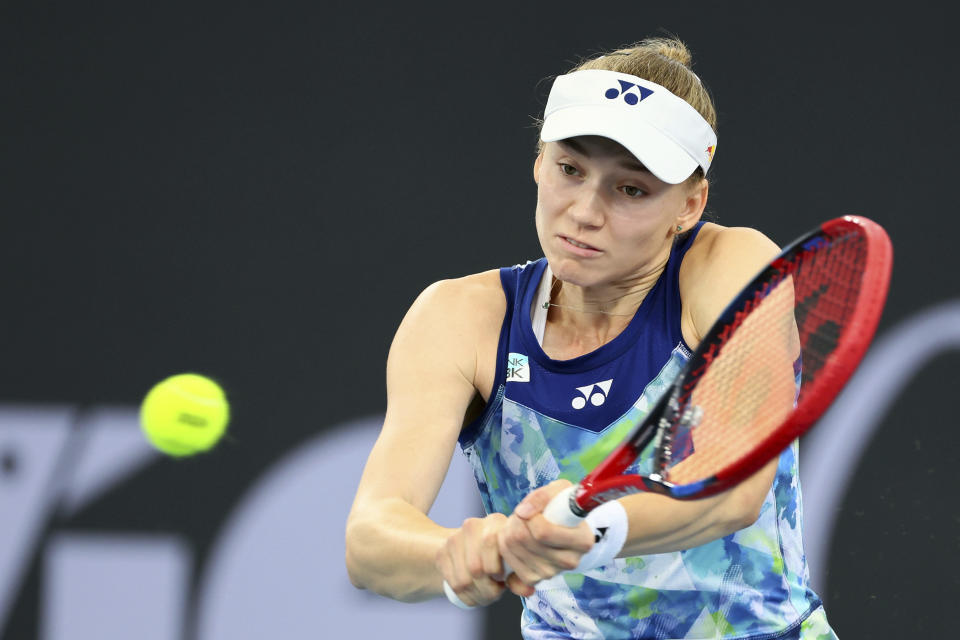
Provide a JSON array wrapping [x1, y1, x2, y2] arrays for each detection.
[[539, 37, 717, 183]]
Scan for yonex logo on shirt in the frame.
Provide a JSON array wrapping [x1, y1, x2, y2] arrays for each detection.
[[572, 379, 613, 409]]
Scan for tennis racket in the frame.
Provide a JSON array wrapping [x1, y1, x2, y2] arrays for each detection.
[[444, 215, 892, 608]]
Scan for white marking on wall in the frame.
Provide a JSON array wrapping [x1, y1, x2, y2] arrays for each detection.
[[801, 301, 960, 596]]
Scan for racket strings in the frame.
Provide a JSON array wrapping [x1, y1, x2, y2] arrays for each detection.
[[664, 230, 868, 484], [792, 231, 867, 396]]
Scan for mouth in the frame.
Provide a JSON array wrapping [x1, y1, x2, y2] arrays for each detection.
[[560, 235, 601, 253], [560, 236, 601, 257]]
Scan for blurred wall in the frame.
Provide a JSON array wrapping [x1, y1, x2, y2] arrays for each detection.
[[1, 3, 957, 638]]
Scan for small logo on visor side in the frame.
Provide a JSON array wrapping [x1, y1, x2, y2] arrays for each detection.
[[604, 80, 654, 105]]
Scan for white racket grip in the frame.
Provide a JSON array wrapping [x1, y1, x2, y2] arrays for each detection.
[[542, 486, 585, 527]]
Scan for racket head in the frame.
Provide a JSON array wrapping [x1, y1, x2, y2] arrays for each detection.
[[571, 215, 892, 512]]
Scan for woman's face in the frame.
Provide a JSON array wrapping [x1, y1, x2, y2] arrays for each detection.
[[534, 136, 705, 290]]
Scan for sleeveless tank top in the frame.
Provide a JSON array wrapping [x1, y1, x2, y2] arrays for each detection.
[[458, 224, 830, 639]]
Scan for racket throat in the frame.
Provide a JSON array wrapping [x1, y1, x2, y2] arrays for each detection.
[[652, 401, 703, 479]]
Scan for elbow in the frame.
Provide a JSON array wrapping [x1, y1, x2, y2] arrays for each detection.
[[345, 548, 364, 590], [344, 521, 369, 590], [721, 491, 765, 534], [732, 501, 763, 531], [718, 460, 777, 534]]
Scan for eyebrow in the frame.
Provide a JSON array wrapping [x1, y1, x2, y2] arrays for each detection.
[[558, 138, 651, 174]]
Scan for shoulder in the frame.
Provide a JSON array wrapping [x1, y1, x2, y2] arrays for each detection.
[[390, 269, 506, 388], [685, 223, 780, 266], [680, 223, 781, 344], [406, 269, 506, 331]]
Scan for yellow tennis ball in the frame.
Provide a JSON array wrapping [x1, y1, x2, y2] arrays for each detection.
[[140, 373, 230, 457]]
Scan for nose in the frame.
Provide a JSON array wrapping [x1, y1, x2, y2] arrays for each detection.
[[567, 184, 606, 228]]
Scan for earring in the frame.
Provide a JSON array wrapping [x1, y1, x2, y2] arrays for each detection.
[[676, 225, 683, 232]]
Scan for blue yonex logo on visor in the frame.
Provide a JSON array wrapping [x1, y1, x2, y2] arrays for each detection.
[[604, 80, 654, 105]]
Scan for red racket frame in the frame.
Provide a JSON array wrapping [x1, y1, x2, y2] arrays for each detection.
[[570, 216, 893, 514]]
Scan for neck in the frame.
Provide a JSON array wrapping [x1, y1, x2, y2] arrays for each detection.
[[540, 257, 669, 359], [546, 254, 669, 319]]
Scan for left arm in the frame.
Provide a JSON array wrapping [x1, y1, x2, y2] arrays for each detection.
[[499, 225, 784, 595]]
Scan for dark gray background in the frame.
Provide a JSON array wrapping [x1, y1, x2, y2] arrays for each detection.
[[2, 2, 957, 637]]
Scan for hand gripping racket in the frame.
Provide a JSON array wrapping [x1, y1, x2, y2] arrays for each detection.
[[444, 215, 892, 608]]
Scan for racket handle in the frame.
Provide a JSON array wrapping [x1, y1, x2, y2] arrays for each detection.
[[542, 486, 585, 527]]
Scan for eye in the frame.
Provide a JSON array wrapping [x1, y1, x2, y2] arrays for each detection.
[[559, 163, 580, 176], [621, 185, 646, 198]]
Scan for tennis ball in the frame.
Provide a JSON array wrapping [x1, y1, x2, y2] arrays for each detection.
[[140, 373, 230, 457]]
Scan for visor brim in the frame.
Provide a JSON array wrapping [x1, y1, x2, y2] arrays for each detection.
[[541, 106, 699, 185]]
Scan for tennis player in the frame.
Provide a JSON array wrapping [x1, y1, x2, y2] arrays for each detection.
[[346, 37, 837, 639]]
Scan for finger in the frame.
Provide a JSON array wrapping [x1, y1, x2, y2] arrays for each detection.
[[480, 530, 504, 578], [499, 517, 552, 585], [510, 543, 578, 581], [449, 576, 503, 608], [448, 528, 489, 606], [506, 571, 535, 598], [500, 514, 592, 583], [514, 479, 572, 519], [474, 575, 507, 605], [445, 543, 478, 605], [543, 549, 583, 573], [497, 518, 531, 579], [450, 515, 510, 607], [443, 580, 473, 609], [527, 514, 595, 552], [480, 512, 508, 578]]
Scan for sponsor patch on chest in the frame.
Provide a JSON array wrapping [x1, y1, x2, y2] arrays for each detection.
[[506, 353, 530, 382]]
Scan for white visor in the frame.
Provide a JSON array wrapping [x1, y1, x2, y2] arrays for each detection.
[[540, 69, 717, 184]]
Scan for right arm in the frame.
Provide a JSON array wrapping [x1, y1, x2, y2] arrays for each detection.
[[345, 271, 507, 605]]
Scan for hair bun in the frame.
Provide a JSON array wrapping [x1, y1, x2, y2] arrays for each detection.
[[645, 37, 693, 68]]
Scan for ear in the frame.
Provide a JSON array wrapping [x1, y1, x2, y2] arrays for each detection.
[[676, 178, 709, 231], [533, 151, 544, 184]]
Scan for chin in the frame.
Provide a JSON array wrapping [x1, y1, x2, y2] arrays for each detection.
[[546, 258, 601, 288]]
